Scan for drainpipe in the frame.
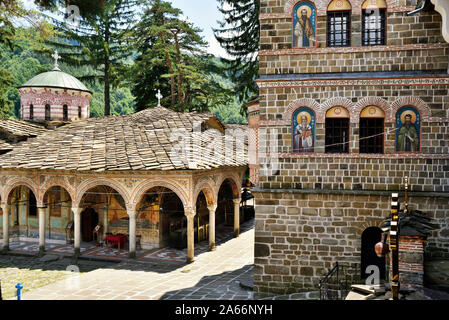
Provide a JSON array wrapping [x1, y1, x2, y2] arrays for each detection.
[[406, 0, 429, 16]]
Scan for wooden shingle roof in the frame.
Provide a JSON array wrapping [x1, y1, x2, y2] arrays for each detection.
[[0, 107, 248, 172]]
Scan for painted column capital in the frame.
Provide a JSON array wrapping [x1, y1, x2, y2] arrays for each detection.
[[128, 210, 137, 219], [71, 207, 82, 216], [233, 198, 241, 205], [1, 202, 8, 211], [207, 204, 217, 213], [184, 209, 196, 217]]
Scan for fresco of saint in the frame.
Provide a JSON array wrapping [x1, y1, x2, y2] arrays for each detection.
[[396, 107, 420, 152], [293, 108, 315, 153], [293, 2, 316, 48]]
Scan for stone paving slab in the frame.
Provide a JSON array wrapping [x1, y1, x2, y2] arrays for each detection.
[[17, 221, 255, 300]]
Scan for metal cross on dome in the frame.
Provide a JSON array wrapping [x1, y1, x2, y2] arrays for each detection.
[[52, 50, 61, 70], [156, 89, 163, 107]]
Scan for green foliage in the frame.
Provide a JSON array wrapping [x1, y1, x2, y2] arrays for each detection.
[[0, 0, 52, 118], [214, 0, 260, 115], [36, 0, 141, 115], [0, 29, 136, 119], [129, 0, 235, 114]]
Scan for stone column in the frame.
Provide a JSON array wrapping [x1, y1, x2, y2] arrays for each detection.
[[2, 204, 9, 252], [128, 210, 136, 259], [72, 206, 82, 257], [208, 204, 217, 251], [185, 209, 196, 263], [38, 206, 46, 255], [103, 205, 108, 239], [233, 198, 241, 238]]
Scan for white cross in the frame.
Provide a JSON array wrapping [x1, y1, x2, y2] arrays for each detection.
[[52, 50, 61, 70], [156, 89, 163, 107]]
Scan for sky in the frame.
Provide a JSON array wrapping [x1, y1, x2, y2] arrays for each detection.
[[169, 0, 229, 58], [22, 0, 229, 58]]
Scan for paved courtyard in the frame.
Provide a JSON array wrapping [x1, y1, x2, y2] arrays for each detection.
[[2, 220, 255, 300]]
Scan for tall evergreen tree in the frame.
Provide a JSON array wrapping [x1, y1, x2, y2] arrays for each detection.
[[213, 0, 260, 114], [0, 0, 51, 118], [130, 0, 231, 113], [36, 0, 140, 116]]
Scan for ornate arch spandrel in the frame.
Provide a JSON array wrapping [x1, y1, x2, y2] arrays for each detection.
[[38, 176, 76, 205], [74, 178, 131, 210], [217, 173, 242, 199], [130, 179, 190, 213], [193, 180, 217, 207], [2, 177, 40, 206]]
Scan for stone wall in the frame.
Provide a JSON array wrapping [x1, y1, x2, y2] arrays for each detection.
[[253, 190, 449, 294]]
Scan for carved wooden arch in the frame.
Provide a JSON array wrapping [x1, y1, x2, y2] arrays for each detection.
[[193, 180, 217, 207], [39, 182, 75, 207], [320, 97, 354, 123], [217, 174, 241, 199], [74, 178, 130, 209], [390, 97, 432, 122], [353, 97, 391, 122], [130, 179, 190, 213], [3, 177, 40, 206], [284, 98, 321, 122]]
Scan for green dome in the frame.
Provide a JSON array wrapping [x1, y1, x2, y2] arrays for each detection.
[[19, 68, 91, 93]]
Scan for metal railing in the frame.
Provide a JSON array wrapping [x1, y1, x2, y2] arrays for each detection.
[[318, 262, 359, 300]]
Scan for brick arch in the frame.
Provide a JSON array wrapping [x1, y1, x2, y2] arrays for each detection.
[[74, 178, 130, 209], [284, 98, 320, 122], [355, 219, 385, 237], [130, 180, 189, 212], [193, 181, 216, 207], [284, 0, 397, 16], [320, 97, 354, 123], [39, 183, 75, 206], [217, 175, 241, 199], [353, 97, 391, 122], [390, 97, 432, 122], [3, 177, 40, 206]]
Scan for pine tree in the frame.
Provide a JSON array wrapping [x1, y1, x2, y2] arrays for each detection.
[[130, 0, 230, 113], [35, 0, 140, 116], [213, 0, 260, 114]]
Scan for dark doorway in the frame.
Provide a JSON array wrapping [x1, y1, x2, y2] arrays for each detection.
[[81, 207, 99, 242], [361, 227, 386, 280]]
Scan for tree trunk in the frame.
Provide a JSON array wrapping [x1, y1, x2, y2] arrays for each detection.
[[104, 23, 111, 116], [173, 31, 182, 105], [160, 32, 176, 107]]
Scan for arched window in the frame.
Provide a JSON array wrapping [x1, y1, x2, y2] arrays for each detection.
[[325, 106, 350, 153], [78, 106, 82, 119], [327, 0, 352, 47], [45, 104, 51, 120], [293, 1, 317, 48], [63, 104, 68, 121], [360, 106, 385, 154], [292, 107, 315, 153], [396, 106, 421, 152], [362, 0, 387, 46], [29, 104, 34, 120]]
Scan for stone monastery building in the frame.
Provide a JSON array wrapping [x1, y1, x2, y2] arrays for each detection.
[[251, 0, 449, 294], [0, 57, 248, 264]]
